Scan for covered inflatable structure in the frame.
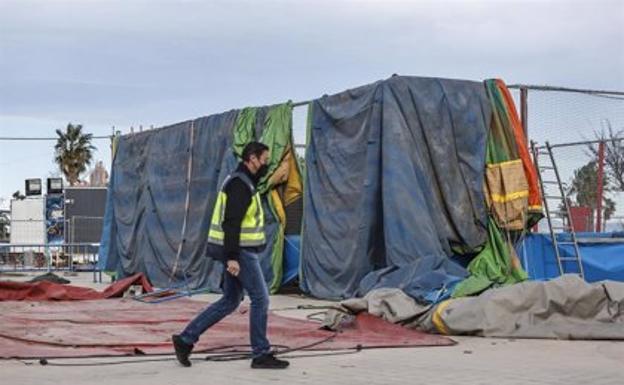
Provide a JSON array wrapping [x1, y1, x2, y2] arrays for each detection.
[[99, 75, 540, 302]]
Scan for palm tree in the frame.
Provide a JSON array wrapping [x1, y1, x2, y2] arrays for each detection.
[[54, 124, 96, 186]]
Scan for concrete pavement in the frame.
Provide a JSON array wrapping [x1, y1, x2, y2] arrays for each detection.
[[1, 272, 622, 385]]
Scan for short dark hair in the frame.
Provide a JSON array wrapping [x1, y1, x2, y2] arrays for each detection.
[[241, 141, 269, 162]]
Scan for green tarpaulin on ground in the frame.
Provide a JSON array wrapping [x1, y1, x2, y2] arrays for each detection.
[[452, 220, 527, 297]]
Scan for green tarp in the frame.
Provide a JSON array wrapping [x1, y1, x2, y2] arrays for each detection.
[[232, 102, 294, 293], [452, 220, 527, 297], [452, 80, 529, 298]]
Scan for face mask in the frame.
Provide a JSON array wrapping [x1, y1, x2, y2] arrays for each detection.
[[256, 163, 269, 178]]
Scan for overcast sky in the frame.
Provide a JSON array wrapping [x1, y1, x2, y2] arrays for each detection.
[[1, 0, 623, 208]]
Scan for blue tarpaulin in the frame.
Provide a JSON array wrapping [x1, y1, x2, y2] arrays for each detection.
[[98, 109, 282, 290], [282, 235, 301, 285], [517, 233, 624, 282], [99, 75, 500, 303], [300, 76, 491, 301]]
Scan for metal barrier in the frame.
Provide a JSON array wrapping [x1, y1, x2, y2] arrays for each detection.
[[0, 243, 102, 283]]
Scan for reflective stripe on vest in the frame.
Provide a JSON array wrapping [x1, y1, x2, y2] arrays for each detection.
[[207, 172, 266, 247]]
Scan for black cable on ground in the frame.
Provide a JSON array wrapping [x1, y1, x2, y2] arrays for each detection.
[[32, 331, 357, 367], [203, 331, 339, 362], [280, 346, 362, 359], [38, 357, 176, 367], [36, 349, 364, 367], [305, 311, 328, 323]]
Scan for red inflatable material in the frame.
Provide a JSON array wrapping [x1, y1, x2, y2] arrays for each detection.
[[0, 298, 454, 358], [0, 273, 153, 301]]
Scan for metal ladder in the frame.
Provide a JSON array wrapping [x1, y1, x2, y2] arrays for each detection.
[[531, 140, 585, 278]]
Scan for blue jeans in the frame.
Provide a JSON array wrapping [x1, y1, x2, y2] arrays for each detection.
[[179, 249, 271, 358]]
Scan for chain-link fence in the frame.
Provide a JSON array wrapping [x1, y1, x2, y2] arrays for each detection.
[[532, 139, 624, 233], [509, 85, 624, 233]]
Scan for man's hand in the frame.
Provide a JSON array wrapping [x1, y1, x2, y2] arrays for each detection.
[[226, 260, 240, 277]]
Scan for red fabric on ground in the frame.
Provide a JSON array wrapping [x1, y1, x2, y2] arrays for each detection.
[[0, 273, 153, 301], [0, 298, 454, 358]]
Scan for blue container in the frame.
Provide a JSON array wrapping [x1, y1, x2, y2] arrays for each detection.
[[282, 235, 301, 285]]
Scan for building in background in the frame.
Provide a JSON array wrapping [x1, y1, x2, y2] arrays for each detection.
[[89, 160, 109, 187], [0, 209, 10, 243]]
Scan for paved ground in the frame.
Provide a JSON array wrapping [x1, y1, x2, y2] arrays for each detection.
[[1, 271, 623, 385]]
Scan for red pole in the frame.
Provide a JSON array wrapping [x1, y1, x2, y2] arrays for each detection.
[[532, 149, 539, 233], [596, 141, 605, 232]]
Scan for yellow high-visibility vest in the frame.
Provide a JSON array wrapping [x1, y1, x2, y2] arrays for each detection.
[[207, 172, 266, 247]]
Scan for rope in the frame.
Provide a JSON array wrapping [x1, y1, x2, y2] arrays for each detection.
[[169, 120, 196, 284]]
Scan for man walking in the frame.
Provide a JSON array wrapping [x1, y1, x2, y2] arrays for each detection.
[[172, 142, 289, 369]]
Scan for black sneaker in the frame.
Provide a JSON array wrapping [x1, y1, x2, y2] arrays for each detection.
[[171, 334, 193, 367], [251, 353, 290, 369]]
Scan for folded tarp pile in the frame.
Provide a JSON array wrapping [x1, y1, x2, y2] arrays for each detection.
[[322, 275, 624, 339], [99, 75, 540, 303]]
